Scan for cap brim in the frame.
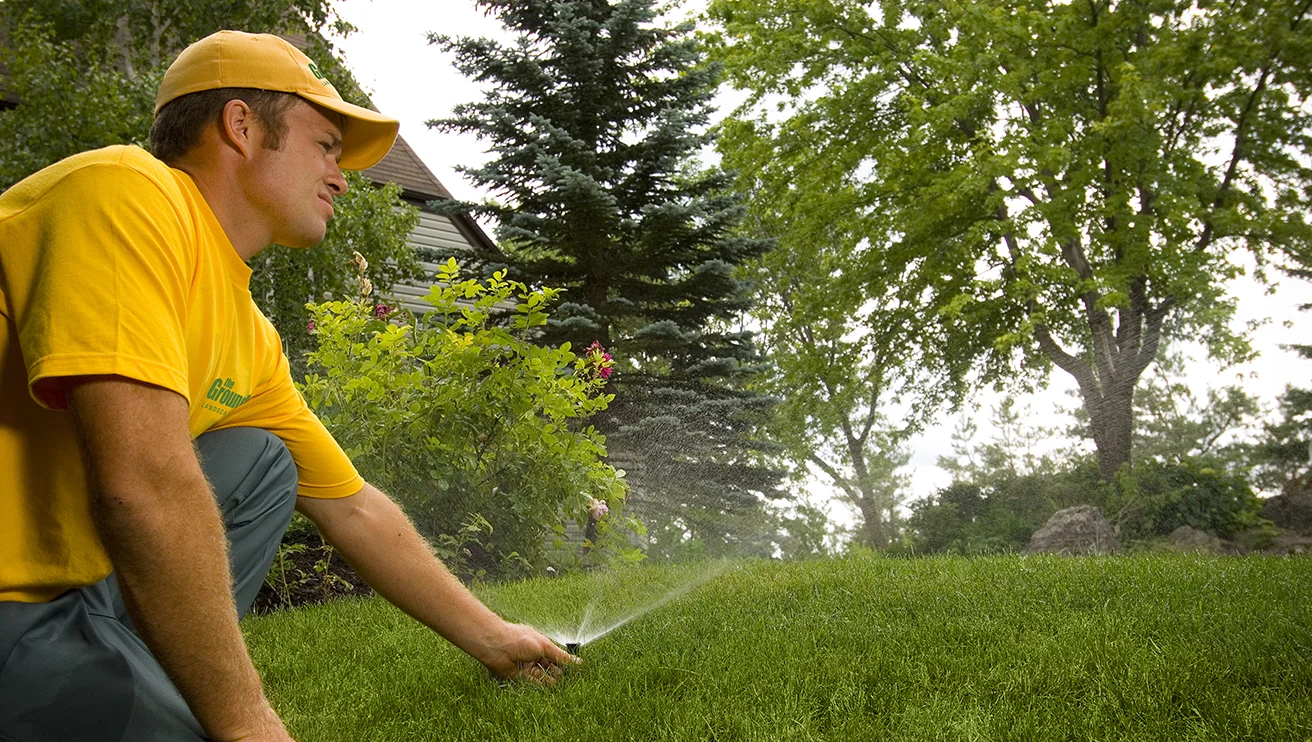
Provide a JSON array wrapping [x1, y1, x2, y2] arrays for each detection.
[[300, 92, 400, 171]]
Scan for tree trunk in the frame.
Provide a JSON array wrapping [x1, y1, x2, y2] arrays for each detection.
[[854, 499, 890, 549], [1031, 267, 1173, 483], [807, 449, 890, 549], [846, 425, 892, 549], [1085, 382, 1135, 481], [584, 274, 611, 347]]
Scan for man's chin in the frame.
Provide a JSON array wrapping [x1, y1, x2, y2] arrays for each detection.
[[276, 229, 327, 250]]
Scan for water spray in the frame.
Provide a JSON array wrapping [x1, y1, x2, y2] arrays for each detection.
[[540, 561, 732, 656]]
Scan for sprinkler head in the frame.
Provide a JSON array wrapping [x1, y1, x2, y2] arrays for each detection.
[[566, 642, 580, 656]]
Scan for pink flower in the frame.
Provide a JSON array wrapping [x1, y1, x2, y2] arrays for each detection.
[[306, 319, 316, 334], [588, 498, 609, 520], [374, 303, 391, 319], [581, 340, 615, 383]]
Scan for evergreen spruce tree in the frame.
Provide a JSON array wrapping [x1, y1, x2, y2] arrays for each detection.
[[430, 0, 785, 556]]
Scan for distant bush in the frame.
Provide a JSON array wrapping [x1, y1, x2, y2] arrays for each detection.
[[1249, 385, 1312, 496], [1111, 460, 1265, 541], [905, 467, 1099, 554], [298, 257, 644, 581], [908, 457, 1264, 554]]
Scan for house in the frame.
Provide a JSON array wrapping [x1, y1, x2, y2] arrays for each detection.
[[360, 135, 499, 316], [0, 61, 18, 110]]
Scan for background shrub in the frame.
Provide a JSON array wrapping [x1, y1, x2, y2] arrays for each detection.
[[298, 258, 644, 581], [1112, 461, 1264, 542]]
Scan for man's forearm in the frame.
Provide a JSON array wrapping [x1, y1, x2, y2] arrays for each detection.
[[303, 484, 502, 657], [69, 377, 289, 741], [94, 474, 282, 741]]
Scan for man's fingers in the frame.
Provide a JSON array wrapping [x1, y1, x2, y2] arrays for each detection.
[[510, 655, 567, 686], [541, 639, 581, 665], [516, 662, 556, 687], [494, 627, 581, 686]]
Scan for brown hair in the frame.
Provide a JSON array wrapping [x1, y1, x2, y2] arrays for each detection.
[[149, 88, 300, 163]]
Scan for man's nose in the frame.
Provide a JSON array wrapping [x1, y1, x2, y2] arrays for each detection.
[[326, 164, 348, 196]]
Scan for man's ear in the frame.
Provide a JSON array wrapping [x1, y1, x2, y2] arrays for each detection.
[[219, 99, 258, 158]]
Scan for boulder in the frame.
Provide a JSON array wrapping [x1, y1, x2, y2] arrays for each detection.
[[1266, 532, 1312, 556], [1026, 505, 1122, 555], [1261, 492, 1312, 535], [1165, 525, 1244, 555]]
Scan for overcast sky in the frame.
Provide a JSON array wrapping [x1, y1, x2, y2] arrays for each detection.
[[327, 1, 1311, 511]]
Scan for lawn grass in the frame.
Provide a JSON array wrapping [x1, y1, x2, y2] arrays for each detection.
[[243, 554, 1312, 741]]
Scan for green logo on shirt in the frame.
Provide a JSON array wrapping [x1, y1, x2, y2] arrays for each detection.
[[206, 377, 250, 412]]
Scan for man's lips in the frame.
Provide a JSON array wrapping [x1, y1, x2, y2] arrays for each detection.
[[319, 195, 335, 217]]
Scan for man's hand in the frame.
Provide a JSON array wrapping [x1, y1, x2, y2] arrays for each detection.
[[476, 621, 581, 686], [299, 483, 581, 687], [222, 703, 296, 742]]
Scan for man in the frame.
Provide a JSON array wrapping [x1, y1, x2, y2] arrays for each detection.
[[0, 30, 576, 742]]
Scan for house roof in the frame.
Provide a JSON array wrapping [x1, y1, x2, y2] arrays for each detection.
[[0, 60, 18, 108], [275, 35, 498, 254], [365, 134, 498, 255], [363, 134, 454, 203]]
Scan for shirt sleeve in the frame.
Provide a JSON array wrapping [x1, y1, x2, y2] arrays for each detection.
[[214, 329, 364, 500], [9, 160, 192, 410]]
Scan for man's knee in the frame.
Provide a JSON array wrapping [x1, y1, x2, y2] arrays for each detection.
[[196, 427, 297, 526]]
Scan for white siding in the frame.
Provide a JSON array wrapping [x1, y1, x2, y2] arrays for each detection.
[[387, 210, 482, 316]]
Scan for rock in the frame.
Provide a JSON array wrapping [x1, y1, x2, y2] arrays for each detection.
[[1026, 505, 1122, 555], [1165, 525, 1244, 555], [1266, 531, 1312, 556], [1261, 492, 1312, 535]]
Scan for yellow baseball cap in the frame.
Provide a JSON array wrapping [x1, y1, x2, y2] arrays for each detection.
[[156, 30, 399, 170]]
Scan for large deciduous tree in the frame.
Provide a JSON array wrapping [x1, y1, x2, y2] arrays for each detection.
[[0, 0, 422, 364], [430, 0, 785, 554], [708, 0, 1312, 481], [735, 153, 968, 547]]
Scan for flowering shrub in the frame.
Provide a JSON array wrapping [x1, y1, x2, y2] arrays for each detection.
[[298, 258, 644, 580], [585, 341, 615, 380]]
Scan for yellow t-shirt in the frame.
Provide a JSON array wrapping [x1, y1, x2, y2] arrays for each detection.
[[0, 145, 364, 603]]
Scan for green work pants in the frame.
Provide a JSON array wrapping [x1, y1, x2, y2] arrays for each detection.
[[0, 427, 299, 742]]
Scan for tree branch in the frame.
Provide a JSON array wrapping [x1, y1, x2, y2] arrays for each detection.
[[841, 417, 875, 506], [1034, 324, 1097, 396], [1015, 186, 1043, 207], [857, 385, 880, 446], [830, 22, 932, 93], [1116, 275, 1150, 360], [1194, 62, 1273, 254], [1056, 236, 1117, 386], [808, 453, 858, 501], [1132, 296, 1175, 379]]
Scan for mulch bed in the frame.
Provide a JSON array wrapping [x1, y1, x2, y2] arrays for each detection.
[[251, 531, 374, 615]]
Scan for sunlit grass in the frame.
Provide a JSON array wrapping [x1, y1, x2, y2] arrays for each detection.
[[243, 554, 1312, 742]]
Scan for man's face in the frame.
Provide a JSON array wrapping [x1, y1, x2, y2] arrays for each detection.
[[243, 99, 348, 249]]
